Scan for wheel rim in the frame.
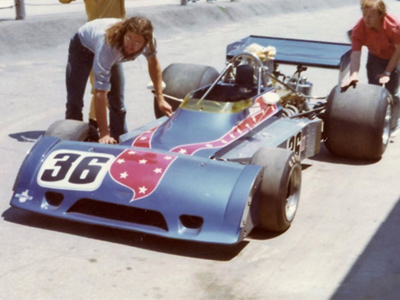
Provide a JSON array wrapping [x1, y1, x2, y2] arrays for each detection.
[[285, 164, 301, 222], [382, 104, 392, 146]]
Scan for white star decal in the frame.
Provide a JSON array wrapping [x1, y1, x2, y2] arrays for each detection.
[[120, 171, 128, 179], [128, 151, 136, 155], [164, 156, 173, 160], [117, 159, 125, 164], [221, 139, 227, 144], [179, 149, 187, 154], [140, 137, 148, 141], [154, 168, 162, 174], [139, 186, 148, 194], [206, 144, 213, 148], [139, 159, 147, 164], [230, 133, 235, 138]]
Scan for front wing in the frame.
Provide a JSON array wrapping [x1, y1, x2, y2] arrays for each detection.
[[10, 136, 263, 245]]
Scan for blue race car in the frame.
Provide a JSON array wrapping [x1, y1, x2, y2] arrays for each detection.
[[10, 36, 393, 245]]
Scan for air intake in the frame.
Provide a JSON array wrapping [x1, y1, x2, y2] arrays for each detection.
[[67, 199, 168, 231]]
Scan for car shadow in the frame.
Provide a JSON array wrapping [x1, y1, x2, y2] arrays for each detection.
[[9, 131, 45, 142], [307, 144, 380, 166], [2, 207, 248, 261], [330, 197, 400, 299], [248, 227, 283, 240]]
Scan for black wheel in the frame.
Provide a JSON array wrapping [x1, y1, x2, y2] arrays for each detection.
[[45, 120, 92, 141], [250, 147, 302, 232], [324, 83, 392, 160], [154, 63, 219, 118]]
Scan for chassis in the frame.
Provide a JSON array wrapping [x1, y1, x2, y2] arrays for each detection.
[[9, 36, 393, 245]]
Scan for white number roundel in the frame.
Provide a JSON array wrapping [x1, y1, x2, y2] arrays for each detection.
[[37, 150, 115, 191]]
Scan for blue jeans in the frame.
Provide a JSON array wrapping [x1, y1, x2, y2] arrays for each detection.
[[367, 52, 400, 96], [367, 53, 400, 129], [65, 33, 127, 140]]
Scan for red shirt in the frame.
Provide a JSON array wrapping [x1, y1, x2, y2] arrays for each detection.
[[352, 13, 400, 60]]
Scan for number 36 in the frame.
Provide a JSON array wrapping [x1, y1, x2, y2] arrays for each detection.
[[38, 150, 115, 191]]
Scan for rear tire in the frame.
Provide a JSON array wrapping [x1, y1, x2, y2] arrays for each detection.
[[324, 83, 392, 160], [250, 147, 302, 232], [154, 63, 219, 118], [45, 120, 91, 141]]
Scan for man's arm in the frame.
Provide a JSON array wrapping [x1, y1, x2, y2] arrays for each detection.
[[94, 89, 116, 144], [147, 55, 172, 117]]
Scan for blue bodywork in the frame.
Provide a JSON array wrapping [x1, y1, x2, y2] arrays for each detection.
[[10, 36, 351, 244], [12, 136, 262, 244]]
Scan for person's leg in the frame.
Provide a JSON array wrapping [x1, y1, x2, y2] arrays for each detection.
[[366, 53, 385, 87], [367, 53, 400, 130], [108, 63, 127, 140], [65, 34, 93, 121], [386, 62, 400, 96], [366, 53, 400, 94]]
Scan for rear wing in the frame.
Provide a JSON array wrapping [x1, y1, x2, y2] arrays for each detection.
[[226, 35, 352, 83]]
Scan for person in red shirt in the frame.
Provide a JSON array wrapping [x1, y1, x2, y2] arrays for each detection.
[[342, 0, 400, 96]]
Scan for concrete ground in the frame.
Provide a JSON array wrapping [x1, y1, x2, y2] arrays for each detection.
[[1, 0, 400, 299]]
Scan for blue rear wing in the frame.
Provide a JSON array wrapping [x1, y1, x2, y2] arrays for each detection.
[[226, 35, 352, 81]]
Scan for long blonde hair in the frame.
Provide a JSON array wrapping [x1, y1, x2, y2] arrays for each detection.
[[106, 16, 155, 58]]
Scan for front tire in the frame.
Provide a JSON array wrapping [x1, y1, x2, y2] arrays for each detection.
[[324, 83, 392, 160], [45, 120, 91, 141], [250, 147, 302, 232]]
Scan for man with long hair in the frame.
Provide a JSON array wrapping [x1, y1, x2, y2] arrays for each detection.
[[65, 17, 172, 144], [59, 0, 126, 130], [342, 0, 400, 96]]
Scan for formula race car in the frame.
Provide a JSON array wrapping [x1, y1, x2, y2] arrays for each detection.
[[10, 36, 394, 245]]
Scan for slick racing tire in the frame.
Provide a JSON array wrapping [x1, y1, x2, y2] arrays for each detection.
[[324, 83, 392, 160], [154, 63, 219, 118], [250, 147, 302, 232], [45, 120, 91, 141]]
